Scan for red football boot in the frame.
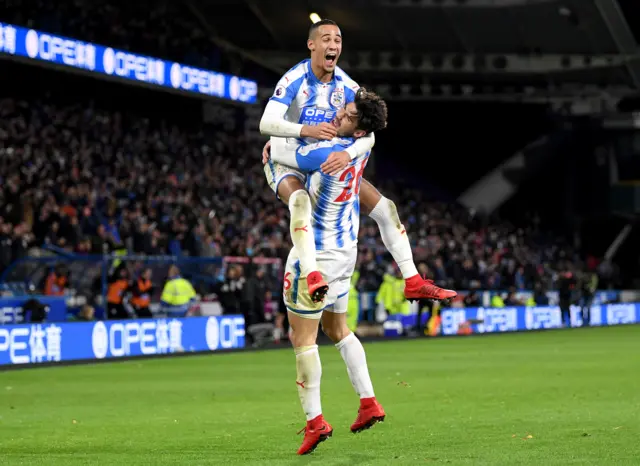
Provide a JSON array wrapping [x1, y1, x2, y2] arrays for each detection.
[[307, 271, 329, 303], [351, 397, 386, 433], [404, 274, 457, 302], [297, 414, 333, 455]]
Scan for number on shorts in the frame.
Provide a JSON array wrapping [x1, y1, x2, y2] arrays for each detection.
[[284, 272, 292, 291]]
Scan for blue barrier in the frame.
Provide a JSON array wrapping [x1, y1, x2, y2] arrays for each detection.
[[483, 290, 620, 307], [384, 303, 640, 337], [357, 289, 623, 324], [0, 22, 257, 103], [0, 315, 245, 366], [440, 303, 640, 335], [0, 296, 67, 324]]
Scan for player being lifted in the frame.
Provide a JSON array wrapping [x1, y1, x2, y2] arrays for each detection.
[[260, 19, 456, 305], [281, 89, 387, 455]]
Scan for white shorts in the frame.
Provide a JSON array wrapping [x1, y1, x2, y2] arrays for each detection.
[[264, 160, 306, 200], [283, 246, 357, 320]]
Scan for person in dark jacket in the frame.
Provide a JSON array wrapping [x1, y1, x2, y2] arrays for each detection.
[[217, 265, 245, 315], [558, 268, 576, 327], [244, 267, 269, 327]]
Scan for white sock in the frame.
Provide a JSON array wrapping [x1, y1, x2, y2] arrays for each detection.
[[335, 333, 375, 399], [295, 345, 323, 420], [369, 196, 419, 279], [289, 190, 317, 277]]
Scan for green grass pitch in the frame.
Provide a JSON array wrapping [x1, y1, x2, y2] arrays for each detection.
[[1, 326, 639, 465]]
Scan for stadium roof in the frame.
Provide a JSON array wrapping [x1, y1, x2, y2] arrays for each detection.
[[192, 0, 640, 103]]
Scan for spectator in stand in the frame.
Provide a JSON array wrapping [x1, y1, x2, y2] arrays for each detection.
[[463, 290, 481, 308], [44, 264, 69, 296], [244, 266, 269, 328], [106, 265, 130, 320], [217, 264, 244, 315], [160, 265, 197, 317], [130, 267, 154, 318]]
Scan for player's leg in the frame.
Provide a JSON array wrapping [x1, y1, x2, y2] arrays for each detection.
[[273, 175, 302, 205], [321, 292, 386, 433], [264, 162, 328, 302], [359, 178, 456, 301], [288, 310, 333, 455], [283, 250, 333, 455]]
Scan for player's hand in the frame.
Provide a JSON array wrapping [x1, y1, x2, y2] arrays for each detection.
[[301, 123, 337, 141], [321, 151, 350, 176], [262, 140, 271, 165]]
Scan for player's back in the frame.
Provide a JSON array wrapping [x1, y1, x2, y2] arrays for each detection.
[[302, 140, 369, 252], [283, 138, 369, 313]]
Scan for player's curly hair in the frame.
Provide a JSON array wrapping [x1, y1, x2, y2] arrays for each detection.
[[354, 88, 388, 134]]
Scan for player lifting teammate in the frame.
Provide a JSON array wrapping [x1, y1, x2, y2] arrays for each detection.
[[260, 19, 456, 305], [282, 89, 387, 455]]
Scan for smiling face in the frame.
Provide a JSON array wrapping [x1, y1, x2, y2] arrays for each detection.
[[331, 102, 365, 138], [330, 89, 389, 138], [308, 22, 342, 79]]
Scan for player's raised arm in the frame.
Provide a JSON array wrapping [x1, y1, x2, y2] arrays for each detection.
[[259, 99, 303, 138]]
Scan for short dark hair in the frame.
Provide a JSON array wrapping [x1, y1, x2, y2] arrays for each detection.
[[354, 88, 388, 134], [309, 19, 339, 39]]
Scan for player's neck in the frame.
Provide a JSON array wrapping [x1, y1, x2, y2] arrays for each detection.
[[311, 61, 333, 83]]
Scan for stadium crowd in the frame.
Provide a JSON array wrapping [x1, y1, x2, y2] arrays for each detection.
[[0, 0, 621, 300], [0, 79, 618, 296]]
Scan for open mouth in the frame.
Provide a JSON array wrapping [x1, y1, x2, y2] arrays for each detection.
[[324, 52, 337, 67], [330, 117, 339, 128]]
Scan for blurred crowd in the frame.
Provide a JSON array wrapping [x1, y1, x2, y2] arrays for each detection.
[[0, 0, 621, 298], [357, 190, 621, 294], [0, 89, 292, 271], [0, 82, 620, 295]]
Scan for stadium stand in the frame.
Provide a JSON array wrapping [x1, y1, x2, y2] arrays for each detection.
[[2, 0, 222, 69], [0, 0, 278, 84], [0, 0, 627, 321], [0, 57, 618, 301]]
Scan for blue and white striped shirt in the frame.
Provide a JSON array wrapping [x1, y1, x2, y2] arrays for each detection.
[[270, 59, 360, 145], [295, 139, 370, 251]]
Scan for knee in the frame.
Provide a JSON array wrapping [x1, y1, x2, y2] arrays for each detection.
[[280, 180, 306, 206], [322, 323, 351, 344], [368, 196, 401, 226], [289, 190, 311, 216]]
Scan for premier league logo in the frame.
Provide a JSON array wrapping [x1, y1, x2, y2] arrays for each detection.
[[330, 89, 344, 107], [274, 85, 285, 98]]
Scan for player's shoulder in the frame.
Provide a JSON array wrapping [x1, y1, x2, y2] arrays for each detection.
[[333, 137, 357, 152], [334, 66, 360, 93], [278, 59, 309, 88], [272, 60, 309, 101], [299, 137, 355, 155]]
